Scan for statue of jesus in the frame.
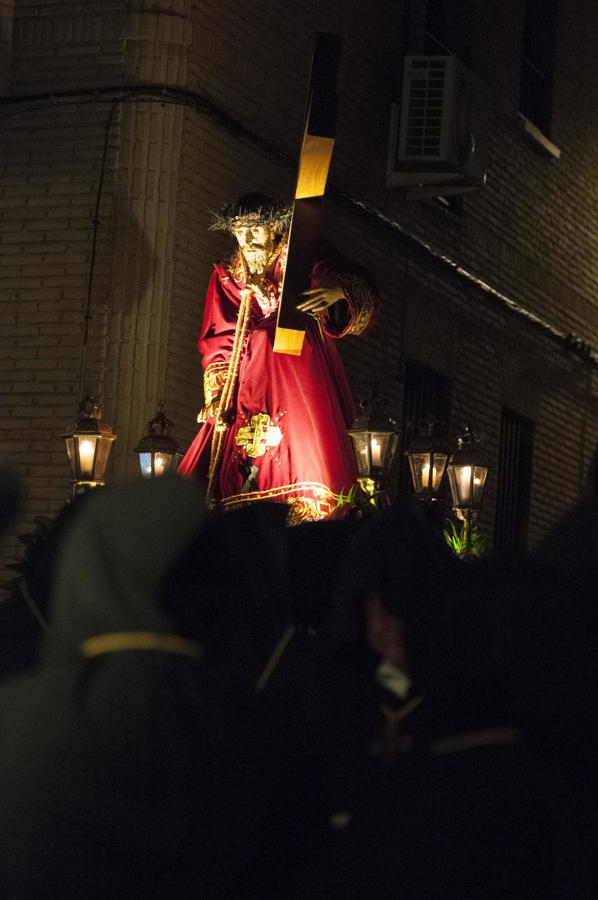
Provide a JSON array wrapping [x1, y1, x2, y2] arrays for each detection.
[[178, 193, 377, 523]]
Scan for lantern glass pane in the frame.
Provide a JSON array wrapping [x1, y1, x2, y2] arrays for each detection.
[[472, 466, 488, 506], [139, 452, 153, 479], [409, 452, 432, 493], [448, 464, 470, 507], [431, 452, 448, 491], [64, 437, 76, 478], [349, 432, 372, 478], [93, 436, 112, 482], [76, 436, 97, 480], [384, 433, 399, 472], [370, 431, 393, 474], [370, 433, 384, 469], [154, 451, 172, 477]]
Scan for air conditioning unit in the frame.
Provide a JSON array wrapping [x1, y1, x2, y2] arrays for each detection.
[[387, 55, 486, 195]]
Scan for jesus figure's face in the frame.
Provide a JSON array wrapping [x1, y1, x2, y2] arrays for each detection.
[[232, 222, 276, 275]]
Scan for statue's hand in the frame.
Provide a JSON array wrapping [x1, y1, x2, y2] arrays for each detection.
[[197, 397, 220, 424], [297, 285, 346, 314]]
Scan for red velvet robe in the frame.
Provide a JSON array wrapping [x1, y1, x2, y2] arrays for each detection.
[[179, 244, 376, 523]]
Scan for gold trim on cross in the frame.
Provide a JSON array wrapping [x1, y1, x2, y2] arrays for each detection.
[[235, 413, 283, 458]]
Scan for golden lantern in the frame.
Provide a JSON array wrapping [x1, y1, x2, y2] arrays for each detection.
[[347, 390, 400, 507], [62, 396, 116, 497], [447, 426, 489, 516], [405, 419, 450, 500], [446, 426, 489, 552]]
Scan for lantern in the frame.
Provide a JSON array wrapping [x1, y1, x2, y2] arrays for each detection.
[[447, 426, 489, 518], [62, 396, 116, 497], [347, 389, 400, 505], [134, 405, 182, 478], [405, 419, 450, 499]]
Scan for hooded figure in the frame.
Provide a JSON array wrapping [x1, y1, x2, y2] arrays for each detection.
[[513, 501, 598, 898], [289, 502, 548, 900], [0, 492, 93, 680], [0, 476, 293, 899]]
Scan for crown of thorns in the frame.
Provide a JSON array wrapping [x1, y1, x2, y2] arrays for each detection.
[[209, 193, 292, 234]]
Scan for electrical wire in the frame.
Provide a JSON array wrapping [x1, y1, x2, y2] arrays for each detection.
[[76, 98, 121, 406]]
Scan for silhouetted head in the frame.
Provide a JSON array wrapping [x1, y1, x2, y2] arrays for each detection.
[[328, 498, 458, 688], [0, 459, 21, 539], [163, 502, 293, 693]]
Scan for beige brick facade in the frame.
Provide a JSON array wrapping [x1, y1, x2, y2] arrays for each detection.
[[2, 0, 598, 586]]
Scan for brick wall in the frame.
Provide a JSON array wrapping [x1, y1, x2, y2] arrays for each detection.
[[2, 0, 598, 589], [0, 2, 127, 591], [0, 0, 14, 93]]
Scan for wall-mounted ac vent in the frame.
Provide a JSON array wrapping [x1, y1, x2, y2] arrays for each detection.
[[387, 55, 486, 195]]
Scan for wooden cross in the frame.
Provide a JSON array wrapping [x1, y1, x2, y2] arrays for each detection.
[[274, 33, 342, 356]]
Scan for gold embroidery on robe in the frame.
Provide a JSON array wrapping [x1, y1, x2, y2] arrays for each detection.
[[203, 361, 229, 404], [286, 496, 321, 525], [219, 481, 351, 523], [235, 413, 283, 459]]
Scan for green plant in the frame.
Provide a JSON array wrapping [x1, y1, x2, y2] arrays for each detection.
[[338, 484, 357, 507], [443, 518, 487, 560]]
